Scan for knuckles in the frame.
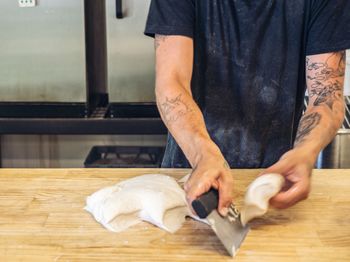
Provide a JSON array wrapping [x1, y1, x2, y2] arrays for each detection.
[[300, 188, 310, 201], [185, 166, 234, 205]]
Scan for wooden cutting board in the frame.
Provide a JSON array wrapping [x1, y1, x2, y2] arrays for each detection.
[[0, 168, 349, 261]]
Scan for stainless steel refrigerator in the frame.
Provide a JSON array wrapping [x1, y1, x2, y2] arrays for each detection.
[[0, 0, 87, 116], [105, 0, 155, 104]]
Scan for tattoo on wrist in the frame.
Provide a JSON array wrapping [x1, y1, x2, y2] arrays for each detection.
[[294, 112, 321, 146], [155, 34, 168, 50], [159, 94, 193, 124]]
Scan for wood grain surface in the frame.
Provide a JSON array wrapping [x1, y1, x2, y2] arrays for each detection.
[[0, 168, 349, 261]]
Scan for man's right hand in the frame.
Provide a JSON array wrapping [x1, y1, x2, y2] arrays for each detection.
[[184, 150, 234, 217]]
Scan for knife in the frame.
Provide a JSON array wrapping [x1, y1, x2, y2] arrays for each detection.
[[192, 188, 249, 257]]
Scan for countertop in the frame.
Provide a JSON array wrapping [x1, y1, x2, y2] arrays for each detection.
[[0, 169, 349, 261]]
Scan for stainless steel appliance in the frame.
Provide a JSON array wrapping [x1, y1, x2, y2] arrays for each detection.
[[316, 97, 350, 168], [0, 0, 87, 104], [105, 0, 155, 103]]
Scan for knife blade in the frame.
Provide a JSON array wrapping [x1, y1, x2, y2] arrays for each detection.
[[192, 188, 249, 256]]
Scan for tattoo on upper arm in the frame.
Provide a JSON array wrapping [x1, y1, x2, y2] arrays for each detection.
[[294, 112, 321, 146], [159, 94, 193, 124], [306, 51, 345, 110], [306, 52, 345, 81], [155, 34, 169, 50]]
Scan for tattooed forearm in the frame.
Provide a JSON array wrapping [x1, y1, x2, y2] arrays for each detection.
[[310, 80, 343, 109], [159, 94, 193, 124], [296, 52, 345, 148], [155, 34, 168, 50], [294, 112, 321, 146]]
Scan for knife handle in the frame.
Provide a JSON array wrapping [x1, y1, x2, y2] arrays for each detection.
[[192, 188, 219, 219]]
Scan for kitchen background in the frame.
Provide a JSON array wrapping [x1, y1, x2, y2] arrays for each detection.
[[0, 0, 349, 168]]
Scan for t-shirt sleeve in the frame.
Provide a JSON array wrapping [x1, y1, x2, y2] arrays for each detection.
[[306, 0, 350, 55], [144, 0, 195, 38]]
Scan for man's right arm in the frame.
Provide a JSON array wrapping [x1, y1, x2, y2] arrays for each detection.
[[154, 34, 233, 216]]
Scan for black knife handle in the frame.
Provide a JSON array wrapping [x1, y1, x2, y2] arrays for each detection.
[[116, 0, 123, 19], [192, 188, 219, 219]]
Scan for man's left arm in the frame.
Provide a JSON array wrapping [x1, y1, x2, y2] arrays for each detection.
[[265, 51, 346, 209]]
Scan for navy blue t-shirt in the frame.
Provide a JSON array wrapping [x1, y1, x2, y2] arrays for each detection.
[[145, 0, 350, 168]]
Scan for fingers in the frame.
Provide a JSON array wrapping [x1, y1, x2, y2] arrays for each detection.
[[184, 171, 213, 207], [262, 155, 311, 209], [217, 176, 234, 216], [270, 178, 310, 209], [184, 168, 233, 217]]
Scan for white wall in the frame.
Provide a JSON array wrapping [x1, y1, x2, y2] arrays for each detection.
[[1, 135, 166, 168]]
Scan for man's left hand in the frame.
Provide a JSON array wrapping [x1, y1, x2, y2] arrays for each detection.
[[262, 148, 316, 209]]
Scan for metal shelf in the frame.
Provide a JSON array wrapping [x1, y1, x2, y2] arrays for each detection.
[[0, 104, 166, 168], [0, 103, 166, 135], [0, 118, 166, 135]]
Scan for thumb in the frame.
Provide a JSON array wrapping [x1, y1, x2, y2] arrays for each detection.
[[262, 158, 291, 176], [185, 174, 212, 206]]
